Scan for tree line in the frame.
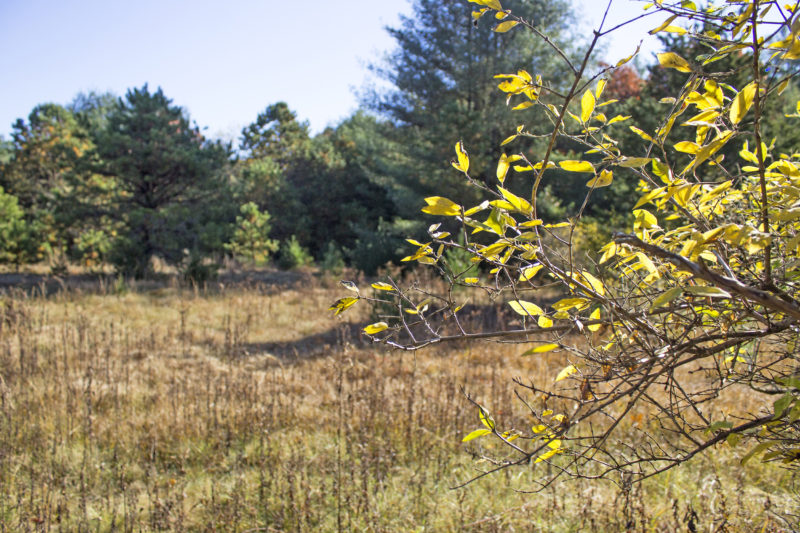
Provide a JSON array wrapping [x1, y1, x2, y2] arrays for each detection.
[[1, 0, 796, 279]]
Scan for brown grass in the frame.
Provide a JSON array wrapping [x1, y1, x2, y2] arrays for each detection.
[[0, 270, 796, 531]]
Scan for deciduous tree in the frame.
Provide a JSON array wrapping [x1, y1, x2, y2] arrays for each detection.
[[334, 0, 800, 511]]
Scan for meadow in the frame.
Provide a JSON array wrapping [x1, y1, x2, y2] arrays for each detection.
[[0, 268, 795, 532]]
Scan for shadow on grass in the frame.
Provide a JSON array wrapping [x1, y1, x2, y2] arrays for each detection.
[[0, 268, 316, 297]]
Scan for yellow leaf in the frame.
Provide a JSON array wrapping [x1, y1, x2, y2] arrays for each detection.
[[588, 308, 602, 332], [633, 209, 657, 229], [619, 157, 652, 168], [523, 343, 560, 355], [581, 89, 595, 122], [587, 169, 613, 188], [555, 364, 577, 382], [657, 52, 691, 73], [538, 315, 553, 328], [496, 154, 519, 183], [534, 447, 559, 463], [616, 42, 641, 67], [421, 196, 461, 216], [553, 297, 590, 311], [592, 80, 606, 100], [364, 322, 389, 335], [730, 81, 757, 124], [472, 8, 489, 20], [329, 297, 359, 316], [649, 14, 678, 34], [509, 300, 544, 316], [498, 186, 532, 214], [629, 126, 653, 142], [462, 428, 492, 442], [452, 141, 469, 172], [468, 0, 503, 10], [635, 252, 658, 275], [520, 264, 544, 281], [464, 277, 479, 284], [559, 160, 595, 173], [660, 25, 687, 34], [674, 141, 701, 154], [607, 114, 631, 124], [479, 408, 495, 430], [579, 271, 605, 295], [371, 282, 394, 291], [494, 20, 519, 32]]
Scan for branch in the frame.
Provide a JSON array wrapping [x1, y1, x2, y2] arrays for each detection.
[[614, 233, 800, 322]]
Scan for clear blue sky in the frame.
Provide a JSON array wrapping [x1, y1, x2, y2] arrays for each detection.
[[0, 0, 660, 143]]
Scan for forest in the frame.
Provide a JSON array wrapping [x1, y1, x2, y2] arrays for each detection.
[[1, 0, 718, 279], [3, 0, 800, 530]]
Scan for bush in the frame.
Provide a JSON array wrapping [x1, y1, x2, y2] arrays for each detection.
[[277, 235, 313, 270], [224, 202, 279, 266]]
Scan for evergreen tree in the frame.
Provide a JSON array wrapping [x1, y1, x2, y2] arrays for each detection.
[[363, 0, 578, 220], [96, 85, 232, 277]]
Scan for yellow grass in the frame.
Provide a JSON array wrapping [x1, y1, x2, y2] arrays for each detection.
[[0, 270, 795, 531]]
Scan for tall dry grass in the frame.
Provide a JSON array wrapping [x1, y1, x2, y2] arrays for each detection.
[[0, 271, 795, 531]]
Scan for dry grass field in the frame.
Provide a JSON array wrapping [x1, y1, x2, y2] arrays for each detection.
[[0, 268, 796, 531]]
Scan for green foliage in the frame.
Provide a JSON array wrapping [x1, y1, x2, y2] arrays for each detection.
[[236, 106, 397, 267], [319, 241, 345, 274], [95, 85, 232, 277], [0, 187, 33, 265], [277, 235, 313, 270], [72, 228, 113, 269], [363, 0, 578, 217], [224, 202, 279, 265], [181, 253, 219, 284]]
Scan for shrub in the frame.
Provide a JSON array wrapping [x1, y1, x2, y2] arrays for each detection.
[[331, 0, 800, 511]]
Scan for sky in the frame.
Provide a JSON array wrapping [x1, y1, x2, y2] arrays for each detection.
[[0, 0, 662, 143]]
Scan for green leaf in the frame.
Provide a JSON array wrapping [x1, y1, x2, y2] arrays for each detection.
[[650, 287, 683, 309], [685, 286, 731, 298], [462, 428, 492, 442], [774, 393, 794, 419], [619, 157, 652, 168], [707, 420, 734, 433], [741, 441, 772, 465]]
